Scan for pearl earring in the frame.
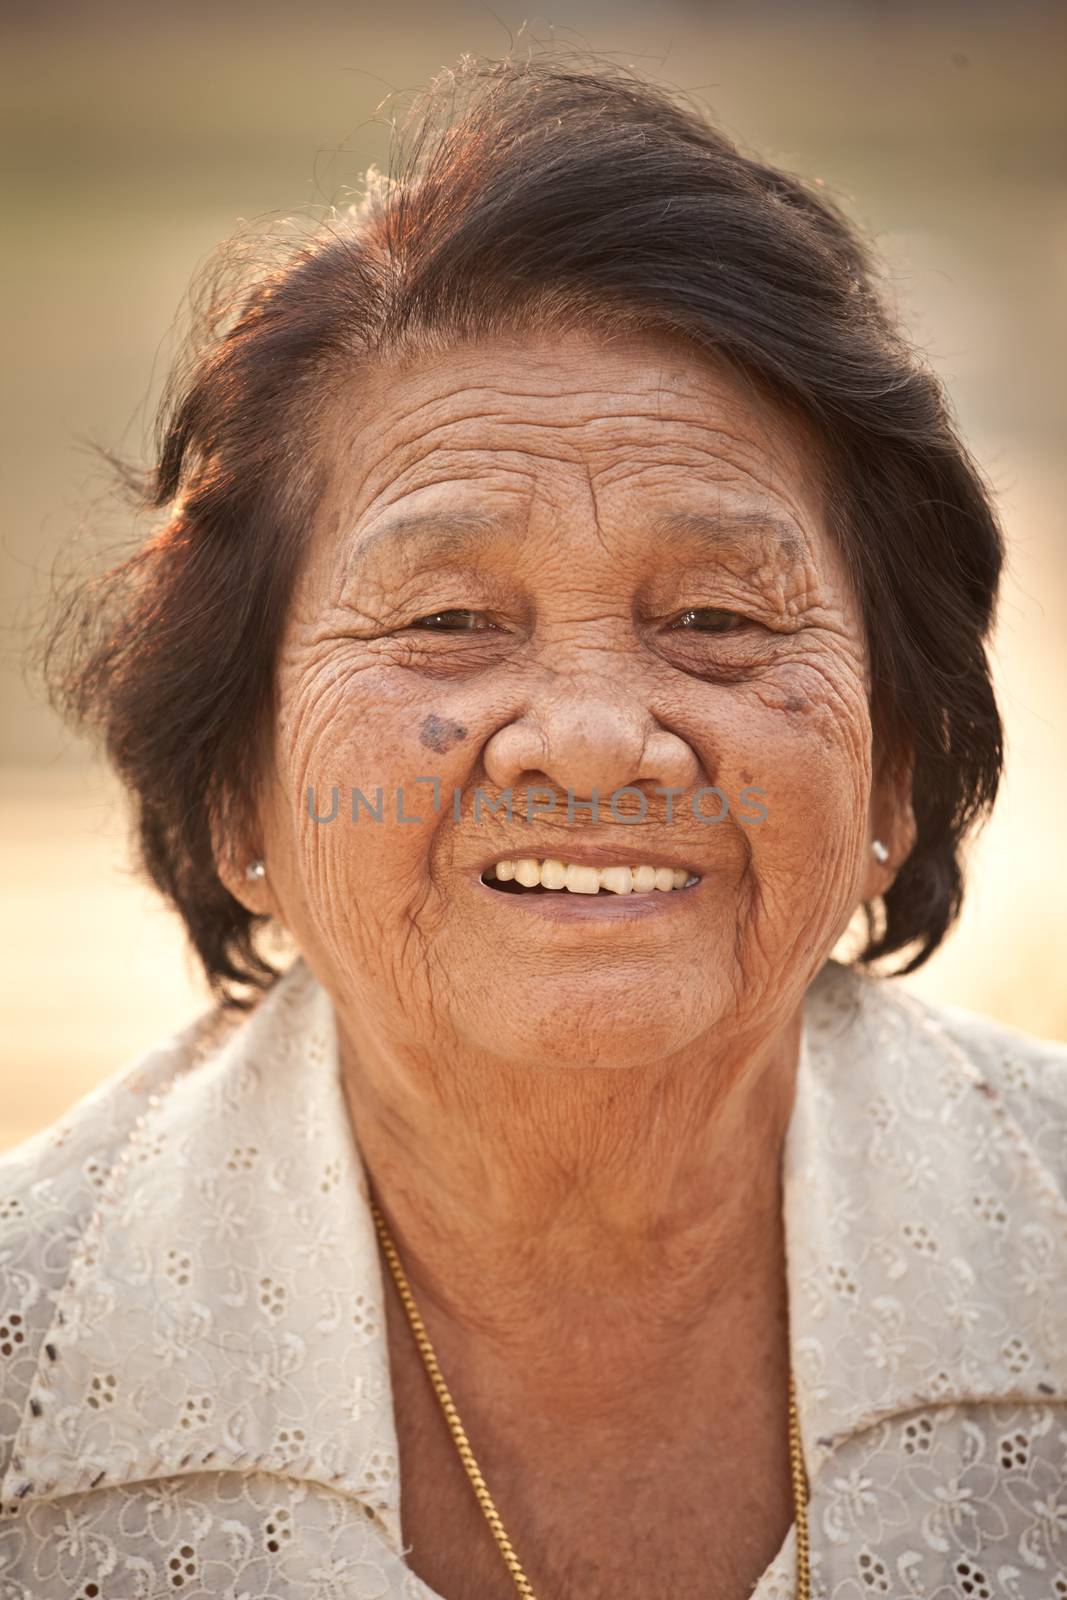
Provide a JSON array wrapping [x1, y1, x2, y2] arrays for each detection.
[[245, 859, 266, 880], [871, 839, 889, 864]]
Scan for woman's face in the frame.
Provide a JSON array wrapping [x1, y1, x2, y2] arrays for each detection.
[[237, 327, 912, 1066]]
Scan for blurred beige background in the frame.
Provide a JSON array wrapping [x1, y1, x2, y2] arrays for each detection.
[[2, 2, 1065, 1152]]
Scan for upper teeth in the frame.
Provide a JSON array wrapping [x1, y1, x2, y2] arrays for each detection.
[[488, 859, 698, 894]]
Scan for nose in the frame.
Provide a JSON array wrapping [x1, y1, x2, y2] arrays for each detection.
[[482, 678, 699, 801]]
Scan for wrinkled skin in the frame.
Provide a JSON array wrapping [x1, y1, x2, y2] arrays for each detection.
[[218, 327, 915, 1595]]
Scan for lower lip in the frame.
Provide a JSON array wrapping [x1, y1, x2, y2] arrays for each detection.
[[470, 872, 706, 921]]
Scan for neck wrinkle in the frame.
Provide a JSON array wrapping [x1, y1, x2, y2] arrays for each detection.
[[337, 1002, 803, 1366]]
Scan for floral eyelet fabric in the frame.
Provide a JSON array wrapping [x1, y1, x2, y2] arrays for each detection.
[[1, 955, 1066, 1598]]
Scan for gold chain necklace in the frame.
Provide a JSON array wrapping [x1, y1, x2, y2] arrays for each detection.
[[370, 1197, 812, 1599]]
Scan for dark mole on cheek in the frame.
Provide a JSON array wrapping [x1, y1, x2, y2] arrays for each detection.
[[419, 713, 468, 753], [784, 695, 808, 714]]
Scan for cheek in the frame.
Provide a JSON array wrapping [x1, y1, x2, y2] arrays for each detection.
[[706, 661, 873, 880], [274, 652, 477, 907]]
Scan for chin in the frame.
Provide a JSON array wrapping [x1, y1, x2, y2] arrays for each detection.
[[458, 996, 717, 1071]]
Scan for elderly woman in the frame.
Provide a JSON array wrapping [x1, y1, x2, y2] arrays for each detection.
[[3, 51, 1066, 1600]]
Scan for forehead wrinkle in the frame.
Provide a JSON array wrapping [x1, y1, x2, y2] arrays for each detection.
[[345, 387, 657, 467], [360, 363, 720, 418], [347, 360, 798, 447], [366, 410, 788, 463], [338, 393, 812, 521]]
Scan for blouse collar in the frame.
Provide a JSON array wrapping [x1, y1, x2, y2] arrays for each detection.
[[4, 955, 1066, 1550]]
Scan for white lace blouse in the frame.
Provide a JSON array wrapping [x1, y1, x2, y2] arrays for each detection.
[[1, 955, 1066, 1599]]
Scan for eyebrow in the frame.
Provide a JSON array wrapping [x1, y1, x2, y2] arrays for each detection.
[[346, 510, 503, 570], [651, 509, 805, 560], [345, 506, 805, 572]]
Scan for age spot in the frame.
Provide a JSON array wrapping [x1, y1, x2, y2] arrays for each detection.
[[419, 713, 468, 753]]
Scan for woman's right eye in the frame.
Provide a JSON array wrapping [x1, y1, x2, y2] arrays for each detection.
[[408, 610, 499, 632]]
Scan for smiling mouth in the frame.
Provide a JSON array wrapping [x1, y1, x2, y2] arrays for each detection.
[[481, 858, 701, 896]]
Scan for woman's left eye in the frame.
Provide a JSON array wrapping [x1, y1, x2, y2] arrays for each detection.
[[672, 608, 748, 634], [409, 609, 499, 632]]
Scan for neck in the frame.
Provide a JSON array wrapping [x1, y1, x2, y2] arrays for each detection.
[[337, 1007, 804, 1426]]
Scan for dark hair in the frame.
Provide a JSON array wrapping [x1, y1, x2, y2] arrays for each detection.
[[34, 48, 1005, 1008]]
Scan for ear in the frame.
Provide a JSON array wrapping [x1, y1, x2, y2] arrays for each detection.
[[210, 804, 275, 919], [862, 736, 917, 903]]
